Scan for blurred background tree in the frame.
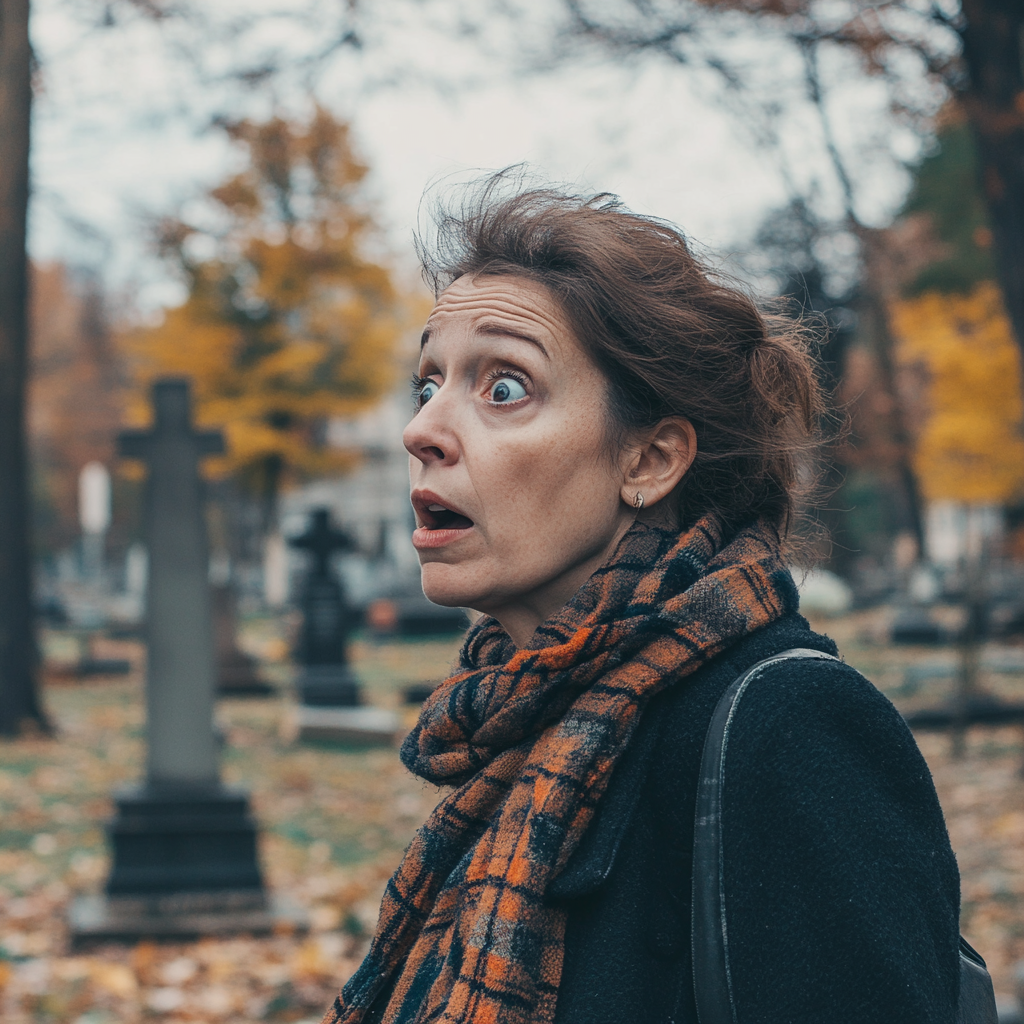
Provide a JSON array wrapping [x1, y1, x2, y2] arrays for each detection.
[[0, 0, 45, 734], [901, 115, 1000, 298], [0, 0, 178, 735], [552, 0, 1024, 351], [124, 107, 407, 555], [887, 112, 1024, 509], [29, 264, 128, 559], [892, 282, 1024, 504]]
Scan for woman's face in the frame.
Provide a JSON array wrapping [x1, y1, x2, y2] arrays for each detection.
[[403, 273, 636, 645]]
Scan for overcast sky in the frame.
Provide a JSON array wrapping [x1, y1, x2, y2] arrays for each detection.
[[29, 0, 930, 311]]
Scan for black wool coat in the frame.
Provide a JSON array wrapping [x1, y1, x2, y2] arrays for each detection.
[[549, 613, 962, 1024]]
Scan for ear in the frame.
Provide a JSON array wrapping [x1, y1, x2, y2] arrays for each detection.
[[619, 417, 697, 512]]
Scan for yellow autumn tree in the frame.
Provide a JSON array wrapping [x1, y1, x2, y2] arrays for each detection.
[[890, 282, 1024, 503], [124, 107, 406, 523]]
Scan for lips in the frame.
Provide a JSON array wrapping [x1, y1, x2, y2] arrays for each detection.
[[411, 491, 474, 533]]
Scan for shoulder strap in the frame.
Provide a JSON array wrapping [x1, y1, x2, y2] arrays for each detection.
[[691, 647, 839, 1024], [690, 648, 999, 1024]]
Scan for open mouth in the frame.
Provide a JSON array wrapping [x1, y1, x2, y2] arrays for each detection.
[[421, 502, 474, 531]]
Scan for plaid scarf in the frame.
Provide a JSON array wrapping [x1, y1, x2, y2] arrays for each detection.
[[322, 515, 797, 1024]]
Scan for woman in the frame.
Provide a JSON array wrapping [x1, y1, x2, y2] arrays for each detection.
[[323, 179, 961, 1024]]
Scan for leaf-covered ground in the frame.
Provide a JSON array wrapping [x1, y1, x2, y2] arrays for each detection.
[[3, 611, 1024, 1020], [0, 627, 459, 1024]]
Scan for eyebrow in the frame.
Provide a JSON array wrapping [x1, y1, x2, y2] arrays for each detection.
[[420, 322, 549, 357], [477, 322, 549, 357]]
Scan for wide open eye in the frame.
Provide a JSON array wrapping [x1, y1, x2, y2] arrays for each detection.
[[487, 377, 527, 404], [415, 379, 440, 408]]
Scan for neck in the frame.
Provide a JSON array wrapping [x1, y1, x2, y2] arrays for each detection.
[[488, 519, 635, 649]]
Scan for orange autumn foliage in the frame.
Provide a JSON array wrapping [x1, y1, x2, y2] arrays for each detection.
[[890, 282, 1024, 503], [123, 108, 410, 506]]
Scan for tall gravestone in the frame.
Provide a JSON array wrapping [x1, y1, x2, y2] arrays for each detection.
[[290, 508, 398, 744], [71, 379, 288, 942]]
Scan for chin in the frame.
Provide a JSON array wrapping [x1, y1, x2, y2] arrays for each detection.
[[419, 562, 486, 610]]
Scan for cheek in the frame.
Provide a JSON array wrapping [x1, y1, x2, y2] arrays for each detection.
[[475, 415, 621, 544]]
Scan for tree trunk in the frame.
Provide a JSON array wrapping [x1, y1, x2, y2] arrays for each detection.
[[959, 0, 1024, 351], [858, 228, 928, 558], [0, 0, 46, 735]]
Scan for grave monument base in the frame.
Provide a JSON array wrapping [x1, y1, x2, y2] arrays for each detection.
[[298, 663, 361, 706], [295, 704, 400, 745], [104, 784, 264, 895], [67, 782, 297, 944], [218, 650, 275, 697], [68, 891, 307, 946]]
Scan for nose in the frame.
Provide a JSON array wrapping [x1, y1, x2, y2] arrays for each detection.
[[403, 393, 458, 466]]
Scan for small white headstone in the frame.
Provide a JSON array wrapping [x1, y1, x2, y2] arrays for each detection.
[[263, 533, 289, 607], [795, 567, 853, 617], [79, 462, 111, 535], [909, 564, 941, 605]]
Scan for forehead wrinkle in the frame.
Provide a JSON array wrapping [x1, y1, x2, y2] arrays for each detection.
[[431, 290, 562, 328], [425, 290, 568, 358]]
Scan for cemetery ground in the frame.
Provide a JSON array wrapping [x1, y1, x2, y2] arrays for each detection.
[[5, 614, 1024, 1021]]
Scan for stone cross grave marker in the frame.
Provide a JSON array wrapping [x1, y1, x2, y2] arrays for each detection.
[[290, 507, 399, 744], [119, 379, 224, 785], [291, 507, 356, 704], [70, 379, 299, 943]]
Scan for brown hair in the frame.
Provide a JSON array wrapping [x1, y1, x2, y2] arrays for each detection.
[[417, 171, 824, 537]]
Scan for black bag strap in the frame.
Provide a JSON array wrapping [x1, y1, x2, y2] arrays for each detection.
[[957, 937, 998, 1024], [690, 647, 999, 1024], [691, 647, 841, 1024]]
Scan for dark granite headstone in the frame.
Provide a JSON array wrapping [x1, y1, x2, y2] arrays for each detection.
[[891, 607, 947, 645], [289, 508, 399, 744], [290, 508, 358, 707]]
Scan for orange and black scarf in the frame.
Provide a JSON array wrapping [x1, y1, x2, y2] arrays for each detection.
[[322, 515, 797, 1024]]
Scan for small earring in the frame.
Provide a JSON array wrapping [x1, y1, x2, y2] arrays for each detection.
[[632, 492, 645, 510]]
